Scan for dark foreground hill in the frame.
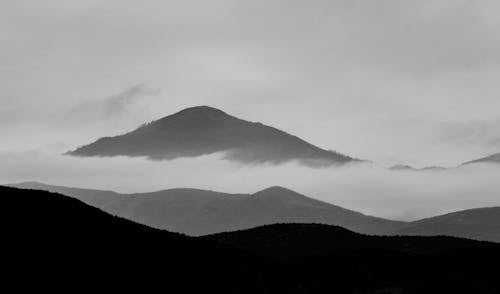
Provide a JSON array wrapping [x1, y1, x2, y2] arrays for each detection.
[[205, 223, 495, 258], [9, 181, 406, 235], [66, 106, 356, 166], [397, 207, 500, 242], [1, 186, 268, 293], [3, 186, 500, 293]]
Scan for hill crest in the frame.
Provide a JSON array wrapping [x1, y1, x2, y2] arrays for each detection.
[[67, 106, 357, 166]]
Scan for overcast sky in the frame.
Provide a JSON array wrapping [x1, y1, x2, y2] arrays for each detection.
[[2, 0, 500, 166], [2, 1, 500, 219]]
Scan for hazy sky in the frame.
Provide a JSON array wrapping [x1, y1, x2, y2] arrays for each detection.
[[2, 0, 500, 166]]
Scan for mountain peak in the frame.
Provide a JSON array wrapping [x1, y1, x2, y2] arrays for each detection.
[[67, 106, 356, 166], [462, 152, 500, 166], [151, 105, 234, 127], [174, 106, 229, 118], [252, 186, 317, 203], [255, 186, 298, 195]]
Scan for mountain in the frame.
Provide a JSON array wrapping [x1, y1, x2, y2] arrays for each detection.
[[11, 181, 500, 243], [390, 164, 447, 171], [396, 207, 500, 242], [4, 185, 500, 293], [10, 181, 123, 207], [66, 106, 356, 166], [462, 152, 500, 165], [206, 223, 495, 259], [0, 185, 272, 293], [8, 181, 405, 235]]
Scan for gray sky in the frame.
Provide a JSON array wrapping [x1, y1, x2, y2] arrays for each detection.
[[2, 0, 500, 166], [1, 1, 500, 220]]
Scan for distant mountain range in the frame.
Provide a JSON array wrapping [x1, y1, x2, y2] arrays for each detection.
[[389, 152, 500, 170], [9, 181, 500, 242], [396, 207, 500, 242], [3, 185, 500, 293], [9, 181, 404, 235], [67, 106, 357, 166], [462, 152, 500, 165]]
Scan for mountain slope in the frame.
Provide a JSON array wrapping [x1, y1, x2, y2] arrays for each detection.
[[205, 223, 496, 258], [462, 152, 500, 165], [396, 207, 500, 242], [10, 181, 122, 207], [66, 106, 356, 166], [10, 182, 500, 242], [8, 182, 405, 235], [3, 186, 500, 293], [0, 186, 268, 293]]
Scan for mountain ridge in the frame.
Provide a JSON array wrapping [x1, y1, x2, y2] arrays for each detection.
[[4, 185, 500, 293], [461, 152, 500, 165], [9, 181, 500, 242], [396, 206, 500, 242], [7, 181, 404, 235], [66, 106, 358, 166]]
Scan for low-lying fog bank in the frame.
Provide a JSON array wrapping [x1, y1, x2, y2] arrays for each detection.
[[1, 150, 499, 221]]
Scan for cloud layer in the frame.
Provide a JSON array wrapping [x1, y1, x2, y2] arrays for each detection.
[[1, 151, 499, 221]]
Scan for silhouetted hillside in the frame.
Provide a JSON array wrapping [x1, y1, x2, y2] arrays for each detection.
[[206, 223, 500, 293], [66, 106, 356, 166], [10, 182, 500, 243], [0, 186, 268, 293], [9, 182, 405, 235], [397, 207, 500, 242], [205, 223, 494, 258], [3, 186, 500, 293]]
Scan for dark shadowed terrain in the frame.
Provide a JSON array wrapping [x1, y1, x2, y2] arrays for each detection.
[[1, 186, 266, 293], [205, 223, 495, 258], [3, 186, 500, 293], [66, 106, 356, 166]]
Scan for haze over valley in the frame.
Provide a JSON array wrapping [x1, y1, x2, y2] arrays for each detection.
[[2, 107, 500, 221]]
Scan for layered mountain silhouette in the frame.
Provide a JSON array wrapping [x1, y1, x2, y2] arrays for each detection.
[[66, 106, 356, 166], [396, 207, 500, 242], [9, 181, 404, 235], [0, 185, 271, 293], [3, 185, 500, 293], [10, 181, 500, 243], [10, 181, 123, 206], [462, 152, 500, 165]]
